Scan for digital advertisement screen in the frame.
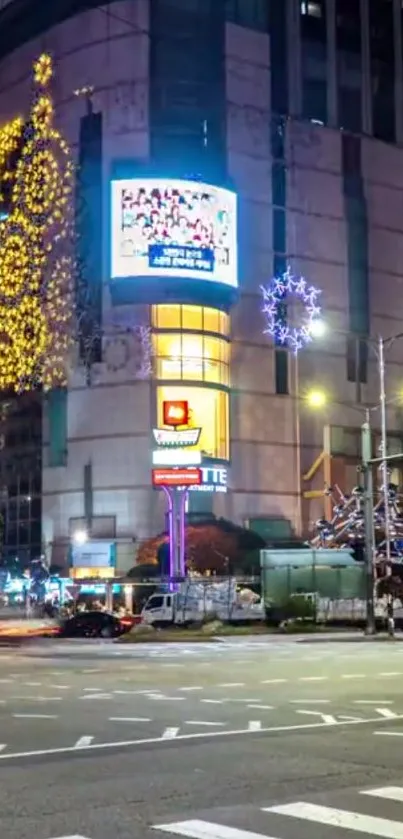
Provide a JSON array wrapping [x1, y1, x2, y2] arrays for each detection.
[[111, 178, 237, 288]]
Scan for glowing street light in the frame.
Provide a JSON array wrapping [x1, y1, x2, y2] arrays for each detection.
[[308, 319, 327, 339], [72, 529, 88, 546], [305, 388, 327, 409]]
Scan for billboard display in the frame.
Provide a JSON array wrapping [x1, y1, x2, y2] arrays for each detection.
[[111, 178, 237, 289]]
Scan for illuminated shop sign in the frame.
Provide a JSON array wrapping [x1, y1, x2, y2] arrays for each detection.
[[111, 178, 237, 289], [152, 428, 201, 447], [152, 468, 202, 487], [70, 542, 116, 569], [163, 399, 189, 427], [189, 466, 228, 494], [152, 448, 202, 467]]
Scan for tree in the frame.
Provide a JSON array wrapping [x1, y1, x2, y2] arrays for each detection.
[[132, 518, 265, 576]]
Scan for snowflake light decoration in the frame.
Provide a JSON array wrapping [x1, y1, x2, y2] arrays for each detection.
[[261, 266, 322, 354]]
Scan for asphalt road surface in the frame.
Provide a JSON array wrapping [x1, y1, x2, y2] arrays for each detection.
[[2, 636, 403, 839]]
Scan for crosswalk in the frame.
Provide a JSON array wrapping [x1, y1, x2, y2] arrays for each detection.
[[153, 785, 403, 839]]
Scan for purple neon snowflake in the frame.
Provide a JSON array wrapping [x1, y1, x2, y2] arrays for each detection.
[[261, 266, 322, 354]]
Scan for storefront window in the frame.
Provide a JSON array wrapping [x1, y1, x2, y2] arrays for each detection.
[[152, 304, 230, 336], [154, 332, 229, 386], [157, 385, 229, 460]]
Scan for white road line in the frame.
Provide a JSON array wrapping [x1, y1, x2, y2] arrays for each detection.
[[380, 672, 402, 677], [74, 736, 94, 748], [362, 787, 403, 803], [114, 689, 160, 696], [185, 721, 225, 727], [179, 687, 203, 692], [289, 699, 330, 704], [50, 685, 70, 690], [154, 819, 272, 839], [247, 704, 274, 710], [248, 721, 262, 731], [297, 711, 337, 724], [298, 676, 327, 682], [261, 679, 287, 684], [83, 687, 104, 692], [24, 681, 42, 687], [217, 683, 244, 688], [200, 700, 224, 705], [12, 696, 63, 702], [341, 674, 365, 679], [376, 708, 397, 718], [13, 714, 58, 719], [0, 678, 14, 683], [80, 693, 113, 700], [354, 700, 394, 705], [264, 801, 403, 838], [0, 712, 402, 762], [109, 717, 152, 723], [162, 727, 180, 739], [374, 732, 403, 738], [150, 695, 185, 702]]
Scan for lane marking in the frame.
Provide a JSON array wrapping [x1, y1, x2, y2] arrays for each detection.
[[298, 676, 327, 682], [297, 710, 337, 724], [380, 672, 402, 677], [13, 714, 58, 719], [261, 679, 287, 684], [185, 721, 225, 727], [50, 685, 70, 690], [162, 727, 180, 739], [24, 681, 42, 687], [341, 674, 365, 679], [0, 711, 402, 762], [376, 708, 398, 719], [11, 696, 63, 702], [179, 687, 203, 692], [289, 699, 330, 704], [74, 736, 94, 748], [80, 693, 113, 700], [362, 788, 403, 803], [264, 801, 403, 838], [109, 717, 152, 723], [248, 721, 262, 731], [247, 704, 274, 710], [150, 695, 185, 702], [154, 819, 272, 839], [374, 732, 403, 738], [200, 700, 224, 705], [217, 683, 244, 688], [354, 700, 394, 705], [114, 689, 161, 696]]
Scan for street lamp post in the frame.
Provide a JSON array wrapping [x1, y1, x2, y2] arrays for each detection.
[[361, 411, 375, 635]]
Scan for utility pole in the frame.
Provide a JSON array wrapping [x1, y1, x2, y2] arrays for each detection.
[[361, 412, 375, 634]]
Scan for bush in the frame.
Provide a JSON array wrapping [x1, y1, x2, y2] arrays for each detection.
[[266, 595, 316, 625]]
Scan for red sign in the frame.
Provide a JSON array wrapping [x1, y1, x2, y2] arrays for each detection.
[[163, 400, 189, 427], [152, 468, 202, 487]]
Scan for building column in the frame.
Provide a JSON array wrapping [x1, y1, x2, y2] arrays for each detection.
[[326, 0, 337, 127], [287, 0, 302, 116], [360, 0, 372, 136], [393, 0, 403, 144]]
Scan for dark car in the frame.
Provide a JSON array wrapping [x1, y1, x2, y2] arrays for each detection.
[[58, 610, 134, 639]]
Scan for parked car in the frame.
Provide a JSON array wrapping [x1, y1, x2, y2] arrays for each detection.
[[58, 610, 135, 638]]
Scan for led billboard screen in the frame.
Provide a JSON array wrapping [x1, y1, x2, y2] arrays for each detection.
[[111, 178, 237, 289]]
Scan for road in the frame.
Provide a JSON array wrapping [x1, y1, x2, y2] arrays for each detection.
[[2, 636, 403, 838]]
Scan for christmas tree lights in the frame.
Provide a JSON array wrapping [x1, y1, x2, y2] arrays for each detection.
[[0, 53, 74, 392]]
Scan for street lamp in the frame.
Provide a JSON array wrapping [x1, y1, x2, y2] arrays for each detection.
[[72, 529, 88, 546]]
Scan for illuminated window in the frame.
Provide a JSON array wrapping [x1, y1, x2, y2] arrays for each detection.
[[152, 304, 230, 337], [182, 305, 203, 331], [154, 332, 229, 385], [157, 385, 229, 460]]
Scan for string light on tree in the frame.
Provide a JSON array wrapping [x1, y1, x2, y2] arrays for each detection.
[[261, 266, 322, 354], [0, 53, 74, 392]]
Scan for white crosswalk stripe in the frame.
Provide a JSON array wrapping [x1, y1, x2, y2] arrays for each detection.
[[153, 785, 403, 839]]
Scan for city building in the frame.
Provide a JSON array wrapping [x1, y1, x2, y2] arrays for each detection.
[[0, 0, 402, 574]]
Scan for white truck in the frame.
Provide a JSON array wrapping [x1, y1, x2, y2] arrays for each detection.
[[141, 578, 264, 627]]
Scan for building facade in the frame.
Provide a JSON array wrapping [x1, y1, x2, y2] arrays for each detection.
[[0, 0, 402, 573]]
